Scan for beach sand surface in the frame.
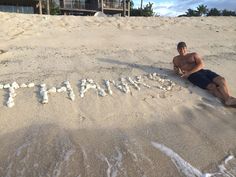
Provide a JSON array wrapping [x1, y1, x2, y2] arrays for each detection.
[[0, 12, 236, 177]]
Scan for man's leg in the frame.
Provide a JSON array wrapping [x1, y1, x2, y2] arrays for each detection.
[[212, 76, 230, 101], [206, 83, 225, 100], [212, 76, 236, 106]]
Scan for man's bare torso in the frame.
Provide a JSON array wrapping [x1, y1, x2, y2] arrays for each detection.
[[173, 53, 197, 73]]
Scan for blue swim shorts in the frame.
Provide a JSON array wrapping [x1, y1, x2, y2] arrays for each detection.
[[188, 69, 219, 89]]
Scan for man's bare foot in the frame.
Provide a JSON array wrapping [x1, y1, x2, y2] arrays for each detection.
[[225, 97, 236, 106]]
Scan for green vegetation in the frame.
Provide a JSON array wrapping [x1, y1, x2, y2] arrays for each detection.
[[179, 4, 236, 17], [50, 1, 60, 15], [130, 1, 155, 16]]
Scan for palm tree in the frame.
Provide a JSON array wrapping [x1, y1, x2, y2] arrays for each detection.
[[222, 9, 236, 16], [196, 4, 208, 16], [207, 8, 221, 16], [186, 8, 197, 17]]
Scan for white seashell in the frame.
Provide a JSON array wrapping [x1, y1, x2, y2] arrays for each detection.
[[148, 73, 153, 79], [166, 86, 172, 91], [4, 84, 10, 89], [69, 92, 75, 101], [40, 83, 46, 87], [136, 76, 142, 80], [127, 77, 140, 91], [9, 92, 16, 98], [0, 84, 3, 89], [96, 84, 107, 97], [48, 87, 57, 93], [160, 79, 165, 83], [57, 86, 67, 93], [81, 79, 87, 85], [121, 77, 126, 82], [12, 82, 19, 89], [28, 83, 35, 88], [63, 81, 70, 85], [104, 80, 113, 95], [142, 83, 151, 88], [42, 91, 48, 104], [20, 83, 27, 88], [120, 78, 130, 93], [64, 81, 73, 90], [87, 79, 94, 84], [9, 87, 15, 93], [7, 100, 15, 108], [8, 96, 14, 102]]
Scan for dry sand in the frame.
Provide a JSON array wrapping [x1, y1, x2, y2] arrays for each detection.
[[0, 12, 236, 177]]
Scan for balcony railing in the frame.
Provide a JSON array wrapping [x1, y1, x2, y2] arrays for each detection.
[[103, 2, 123, 9], [60, 0, 128, 10], [63, 2, 86, 9]]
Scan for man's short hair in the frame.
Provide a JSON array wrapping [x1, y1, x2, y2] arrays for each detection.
[[177, 42, 187, 49]]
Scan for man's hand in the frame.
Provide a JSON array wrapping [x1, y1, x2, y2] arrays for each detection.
[[174, 66, 183, 75], [181, 71, 191, 78]]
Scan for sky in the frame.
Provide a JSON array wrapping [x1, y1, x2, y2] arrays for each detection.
[[133, 0, 236, 16]]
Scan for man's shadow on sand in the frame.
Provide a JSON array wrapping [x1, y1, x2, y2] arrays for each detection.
[[98, 58, 189, 88], [97, 58, 221, 106]]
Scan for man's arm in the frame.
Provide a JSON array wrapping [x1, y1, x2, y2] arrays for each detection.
[[173, 57, 183, 75]]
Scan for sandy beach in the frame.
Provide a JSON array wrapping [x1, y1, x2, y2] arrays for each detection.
[[0, 12, 236, 177]]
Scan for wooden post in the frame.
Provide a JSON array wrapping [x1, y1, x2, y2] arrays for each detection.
[[140, 0, 143, 16], [16, 1, 19, 13], [123, 0, 126, 16], [128, 0, 130, 16], [39, 0, 42, 14], [47, 0, 50, 15], [101, 0, 104, 13]]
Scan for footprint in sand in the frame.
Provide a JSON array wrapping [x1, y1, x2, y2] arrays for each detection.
[[0, 49, 7, 55]]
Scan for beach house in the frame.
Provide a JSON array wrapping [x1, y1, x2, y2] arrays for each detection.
[[59, 0, 130, 16], [0, 0, 130, 16], [0, 0, 50, 14]]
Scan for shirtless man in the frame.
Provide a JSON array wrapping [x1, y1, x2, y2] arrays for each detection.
[[173, 41, 236, 106]]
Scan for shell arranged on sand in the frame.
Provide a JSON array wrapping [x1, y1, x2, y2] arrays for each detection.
[[48, 87, 57, 94], [146, 73, 175, 91], [79, 79, 97, 98], [12, 82, 20, 89], [27, 83, 35, 88], [40, 84, 48, 104], [4, 83, 10, 89], [20, 83, 27, 88], [64, 81, 75, 101], [104, 80, 113, 95], [96, 83, 107, 97], [57, 86, 67, 93], [1, 72, 177, 108], [127, 77, 140, 90], [112, 78, 130, 93], [135, 76, 151, 88], [6, 86, 16, 108]]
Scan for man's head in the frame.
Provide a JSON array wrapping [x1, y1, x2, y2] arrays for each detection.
[[177, 42, 187, 56]]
